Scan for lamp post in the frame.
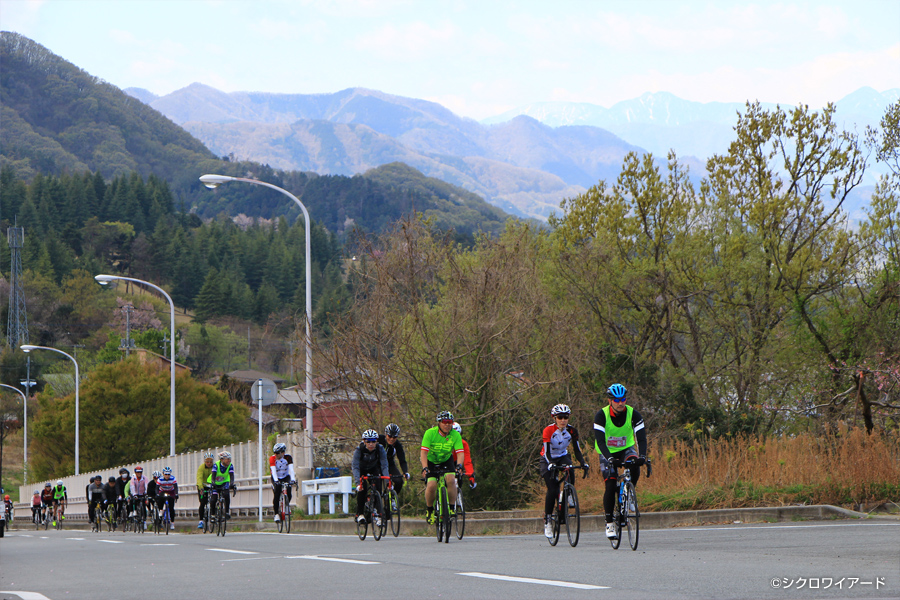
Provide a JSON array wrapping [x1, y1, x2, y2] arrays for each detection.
[[20, 345, 80, 475], [0, 383, 27, 484], [95, 274, 177, 457], [200, 174, 315, 474]]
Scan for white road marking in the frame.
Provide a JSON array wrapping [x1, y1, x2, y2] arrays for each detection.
[[286, 555, 380, 565], [459, 572, 608, 590], [140, 543, 178, 546], [669, 522, 900, 532], [97, 539, 124, 543], [0, 592, 53, 600], [66, 537, 85, 540], [206, 548, 259, 555]]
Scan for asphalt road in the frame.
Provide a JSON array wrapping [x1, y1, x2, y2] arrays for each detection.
[[1, 520, 897, 600]]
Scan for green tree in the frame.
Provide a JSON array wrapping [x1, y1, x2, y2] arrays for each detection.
[[28, 358, 253, 479]]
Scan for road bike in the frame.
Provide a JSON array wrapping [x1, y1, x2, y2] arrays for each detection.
[[157, 493, 174, 535], [547, 463, 588, 547], [3, 503, 11, 531], [608, 455, 651, 551], [275, 480, 296, 533], [104, 503, 118, 532], [356, 475, 389, 541], [42, 506, 53, 530], [116, 498, 130, 532], [425, 465, 461, 544], [200, 486, 212, 533], [210, 485, 236, 537], [89, 500, 104, 533], [132, 495, 148, 534], [453, 476, 467, 540], [382, 477, 401, 538], [33, 506, 44, 530], [53, 503, 65, 530]]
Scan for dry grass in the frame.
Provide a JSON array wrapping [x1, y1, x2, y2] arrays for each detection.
[[569, 427, 900, 514]]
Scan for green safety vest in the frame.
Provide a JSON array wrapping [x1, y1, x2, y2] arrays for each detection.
[[53, 485, 66, 500], [594, 405, 635, 454]]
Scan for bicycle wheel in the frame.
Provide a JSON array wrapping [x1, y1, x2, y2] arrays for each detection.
[[357, 504, 368, 541], [610, 498, 622, 549], [624, 481, 639, 551], [285, 497, 291, 534], [386, 489, 400, 537], [277, 494, 285, 533], [434, 486, 444, 542], [440, 486, 451, 543], [163, 506, 170, 536], [202, 498, 210, 533], [372, 492, 385, 541], [454, 489, 465, 540], [564, 484, 580, 547], [216, 501, 225, 537], [137, 503, 145, 534]]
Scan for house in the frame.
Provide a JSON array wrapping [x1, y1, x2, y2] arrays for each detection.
[[133, 348, 191, 375]]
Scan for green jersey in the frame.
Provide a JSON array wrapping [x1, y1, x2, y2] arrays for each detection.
[[421, 426, 463, 464]]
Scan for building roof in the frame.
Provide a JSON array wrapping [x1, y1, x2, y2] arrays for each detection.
[[226, 370, 285, 385]]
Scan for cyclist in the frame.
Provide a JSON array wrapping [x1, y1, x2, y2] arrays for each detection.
[[148, 471, 161, 528], [3, 494, 12, 524], [379, 423, 410, 495], [207, 451, 236, 519], [102, 476, 118, 509], [196, 453, 214, 529], [540, 403, 589, 539], [128, 466, 149, 521], [352, 429, 389, 527], [31, 490, 42, 524], [594, 383, 647, 540], [420, 410, 465, 525], [269, 443, 296, 523], [114, 468, 131, 520], [51, 480, 67, 525], [40, 483, 53, 522], [155, 467, 179, 529], [451, 422, 477, 489], [87, 476, 106, 525]]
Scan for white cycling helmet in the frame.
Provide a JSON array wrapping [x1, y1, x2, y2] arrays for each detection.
[[452, 422, 462, 434], [218, 451, 232, 460], [362, 429, 379, 441], [273, 442, 287, 453], [56, 480, 64, 486], [550, 404, 571, 416]]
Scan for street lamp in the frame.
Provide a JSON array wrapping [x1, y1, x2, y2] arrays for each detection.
[[0, 384, 27, 484], [20, 345, 80, 475], [95, 274, 177, 457], [200, 174, 315, 474]]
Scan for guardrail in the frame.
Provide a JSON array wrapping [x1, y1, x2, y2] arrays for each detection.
[[301, 476, 352, 515]]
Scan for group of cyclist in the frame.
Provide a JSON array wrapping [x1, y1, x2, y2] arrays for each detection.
[[19, 382, 642, 540], [539, 383, 648, 541], [25, 481, 67, 526], [350, 413, 477, 527]]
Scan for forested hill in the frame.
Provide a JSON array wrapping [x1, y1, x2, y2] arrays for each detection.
[[0, 32, 218, 184], [0, 32, 515, 236]]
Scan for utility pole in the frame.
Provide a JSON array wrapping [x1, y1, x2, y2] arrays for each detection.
[[119, 304, 136, 356]]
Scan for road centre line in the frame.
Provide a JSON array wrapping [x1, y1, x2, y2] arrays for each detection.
[[206, 548, 259, 555], [0, 592, 52, 600], [286, 555, 380, 565], [141, 543, 178, 546], [459, 572, 608, 590], [97, 539, 124, 544], [66, 537, 85, 540]]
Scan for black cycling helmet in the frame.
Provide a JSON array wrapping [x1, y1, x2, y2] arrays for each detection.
[[108, 476, 116, 483], [385, 423, 400, 437], [119, 468, 130, 477]]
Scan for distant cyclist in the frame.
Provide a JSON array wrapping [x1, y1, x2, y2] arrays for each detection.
[[540, 403, 588, 539], [114, 468, 131, 520], [155, 467, 179, 529], [86, 476, 106, 525], [128, 466, 149, 518], [3, 494, 13, 524], [31, 490, 42, 523], [420, 410, 465, 525], [379, 423, 410, 495], [269, 443, 296, 523], [196, 453, 215, 529], [451, 422, 477, 489], [207, 451, 236, 519], [40, 483, 53, 521], [51, 480, 67, 525], [352, 429, 389, 527], [594, 383, 647, 540]]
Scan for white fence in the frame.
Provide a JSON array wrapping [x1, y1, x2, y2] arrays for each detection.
[[16, 431, 314, 519]]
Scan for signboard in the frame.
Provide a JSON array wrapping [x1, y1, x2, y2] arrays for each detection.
[[251, 378, 277, 406]]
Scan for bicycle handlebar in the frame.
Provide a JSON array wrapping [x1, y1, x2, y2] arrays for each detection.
[[549, 463, 590, 479], [608, 456, 652, 478]]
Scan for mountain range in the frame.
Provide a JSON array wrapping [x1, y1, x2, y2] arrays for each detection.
[[127, 84, 897, 220]]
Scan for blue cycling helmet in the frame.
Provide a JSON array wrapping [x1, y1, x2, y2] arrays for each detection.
[[606, 383, 627, 400]]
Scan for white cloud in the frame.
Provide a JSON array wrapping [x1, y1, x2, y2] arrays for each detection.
[[0, 0, 46, 35]]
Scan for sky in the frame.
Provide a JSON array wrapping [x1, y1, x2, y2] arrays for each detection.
[[1, 0, 898, 121]]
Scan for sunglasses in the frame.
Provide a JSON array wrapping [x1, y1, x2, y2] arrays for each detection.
[[364, 439, 378, 443], [611, 398, 627, 403], [555, 415, 570, 419], [440, 420, 454, 424]]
